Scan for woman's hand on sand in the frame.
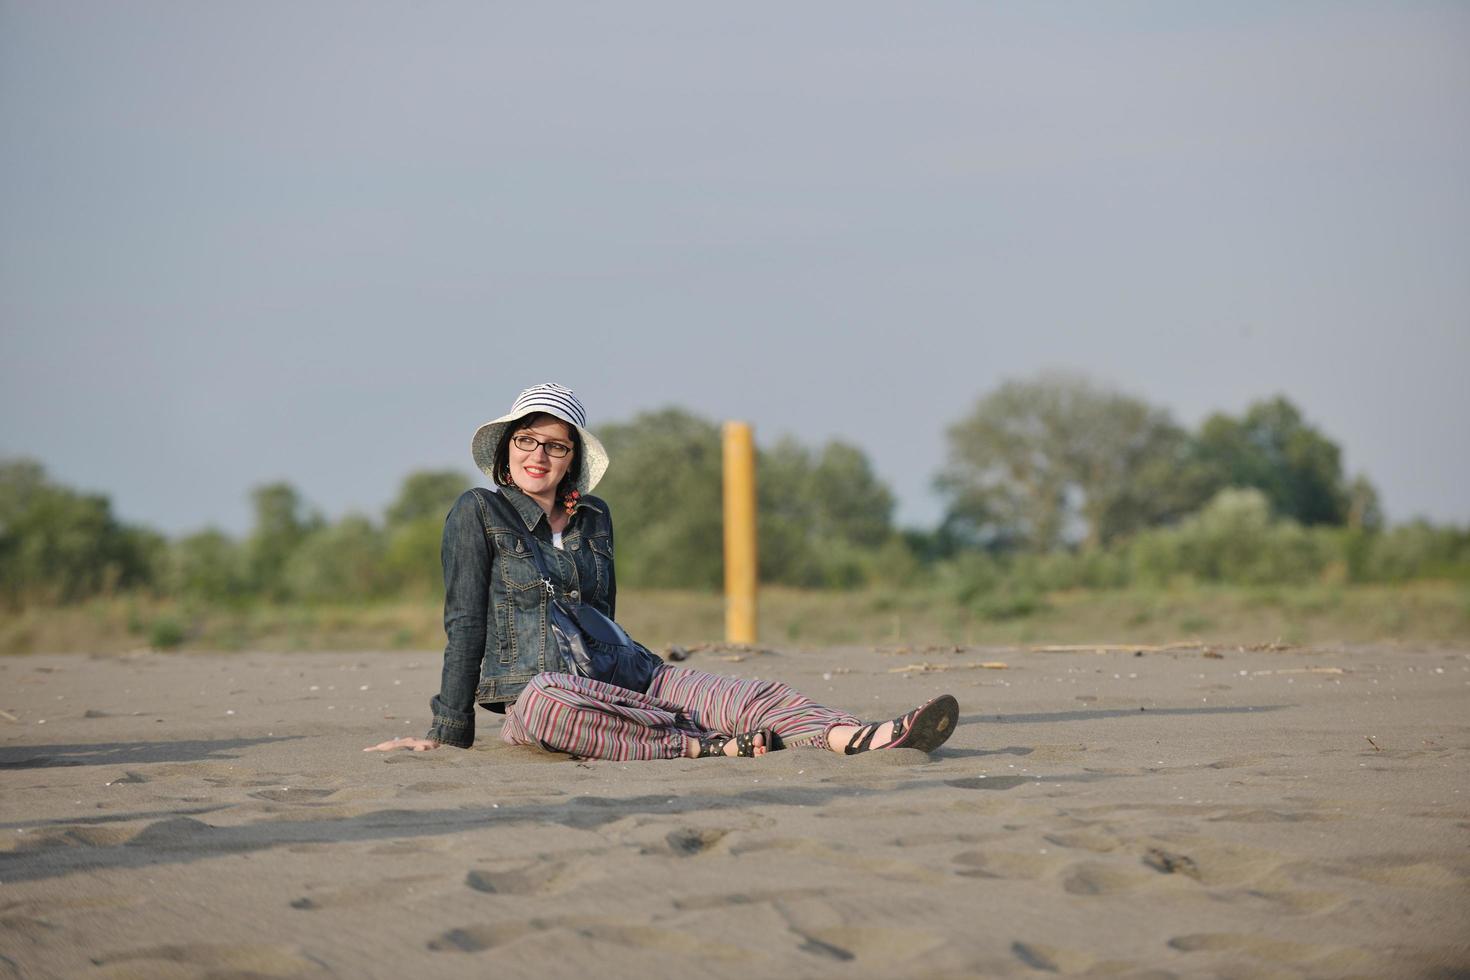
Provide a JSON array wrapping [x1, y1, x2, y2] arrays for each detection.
[[364, 736, 440, 752]]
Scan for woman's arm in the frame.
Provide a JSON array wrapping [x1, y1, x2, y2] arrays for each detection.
[[365, 736, 438, 752], [423, 491, 492, 748]]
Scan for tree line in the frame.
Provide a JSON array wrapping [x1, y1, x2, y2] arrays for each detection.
[[3, 375, 1466, 609]]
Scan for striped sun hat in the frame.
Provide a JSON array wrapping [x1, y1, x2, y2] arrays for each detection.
[[471, 382, 609, 494]]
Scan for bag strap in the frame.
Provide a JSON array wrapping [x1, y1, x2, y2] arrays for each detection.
[[469, 487, 559, 600]]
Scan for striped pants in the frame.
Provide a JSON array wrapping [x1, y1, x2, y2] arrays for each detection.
[[500, 664, 860, 761]]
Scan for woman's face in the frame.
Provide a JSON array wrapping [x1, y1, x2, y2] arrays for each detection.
[[508, 416, 576, 500]]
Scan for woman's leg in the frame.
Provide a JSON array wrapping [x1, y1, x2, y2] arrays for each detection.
[[502, 672, 702, 761], [647, 665, 860, 750], [503, 667, 930, 760], [825, 694, 961, 754]]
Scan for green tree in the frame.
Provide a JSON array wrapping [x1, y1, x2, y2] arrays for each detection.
[[1194, 396, 1356, 526], [595, 408, 725, 589], [937, 375, 1208, 551], [384, 518, 449, 596], [595, 410, 902, 589], [283, 514, 390, 601], [0, 459, 160, 604], [1364, 520, 1470, 582], [246, 482, 321, 599], [759, 437, 898, 586], [386, 470, 472, 527], [382, 469, 472, 596], [168, 528, 250, 602]]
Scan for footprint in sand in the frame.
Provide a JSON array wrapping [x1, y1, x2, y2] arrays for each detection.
[[107, 771, 149, 785], [247, 787, 336, 803], [571, 921, 750, 960], [1142, 847, 1201, 880], [662, 827, 730, 856], [290, 874, 438, 910], [428, 919, 752, 961], [1010, 940, 1102, 974], [943, 776, 1028, 791], [127, 816, 216, 849], [202, 775, 289, 788], [887, 830, 993, 848], [1207, 806, 1343, 824], [1138, 836, 1281, 888], [1205, 752, 1287, 770], [1042, 828, 1121, 854], [796, 933, 854, 961], [733, 837, 944, 884], [397, 781, 462, 797], [1061, 860, 1160, 896], [1066, 838, 1354, 917], [3, 824, 136, 853], [1239, 886, 1348, 916], [1009, 940, 1151, 975], [673, 887, 829, 911], [429, 922, 540, 953], [1340, 855, 1470, 889], [1168, 932, 1390, 974], [0, 913, 60, 945], [465, 860, 567, 896], [951, 849, 1067, 880], [792, 926, 944, 965], [88, 942, 329, 977]]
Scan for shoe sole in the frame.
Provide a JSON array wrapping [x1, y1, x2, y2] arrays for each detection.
[[891, 694, 959, 753]]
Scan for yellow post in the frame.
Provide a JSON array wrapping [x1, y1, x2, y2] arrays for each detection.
[[722, 421, 758, 645]]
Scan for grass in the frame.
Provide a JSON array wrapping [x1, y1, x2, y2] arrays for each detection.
[[3, 581, 1469, 655]]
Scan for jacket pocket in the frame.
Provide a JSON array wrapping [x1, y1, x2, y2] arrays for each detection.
[[493, 531, 543, 591], [490, 531, 541, 665]]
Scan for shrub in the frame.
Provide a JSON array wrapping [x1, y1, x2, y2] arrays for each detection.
[[282, 516, 391, 602], [168, 529, 251, 602], [149, 617, 186, 650], [1127, 488, 1332, 586], [974, 588, 1049, 621], [1364, 522, 1470, 582]]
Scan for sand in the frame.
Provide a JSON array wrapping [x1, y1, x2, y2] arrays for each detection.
[[1, 642, 1467, 979]]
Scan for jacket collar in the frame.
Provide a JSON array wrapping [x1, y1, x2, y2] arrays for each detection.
[[497, 484, 550, 532]]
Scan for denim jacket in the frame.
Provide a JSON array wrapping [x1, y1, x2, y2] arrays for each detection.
[[427, 484, 616, 748]]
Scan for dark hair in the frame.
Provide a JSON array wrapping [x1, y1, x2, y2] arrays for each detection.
[[493, 412, 583, 498]]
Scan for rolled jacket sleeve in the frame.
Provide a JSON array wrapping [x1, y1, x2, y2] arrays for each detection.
[[426, 491, 490, 748]]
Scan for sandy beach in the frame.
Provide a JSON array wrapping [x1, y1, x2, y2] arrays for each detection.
[[2, 642, 1467, 979]]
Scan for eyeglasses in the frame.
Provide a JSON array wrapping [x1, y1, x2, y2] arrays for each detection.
[[511, 434, 573, 458]]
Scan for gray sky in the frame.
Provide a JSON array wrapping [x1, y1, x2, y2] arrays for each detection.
[[3, 2, 1467, 536]]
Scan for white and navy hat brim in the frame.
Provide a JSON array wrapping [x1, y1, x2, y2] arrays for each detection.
[[471, 382, 609, 494]]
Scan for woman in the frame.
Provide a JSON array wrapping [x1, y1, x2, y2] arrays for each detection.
[[367, 382, 958, 760]]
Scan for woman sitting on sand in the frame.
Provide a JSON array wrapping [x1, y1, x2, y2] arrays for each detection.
[[367, 382, 958, 760]]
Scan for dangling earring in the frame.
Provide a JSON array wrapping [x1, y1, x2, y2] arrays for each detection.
[[562, 489, 580, 517]]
